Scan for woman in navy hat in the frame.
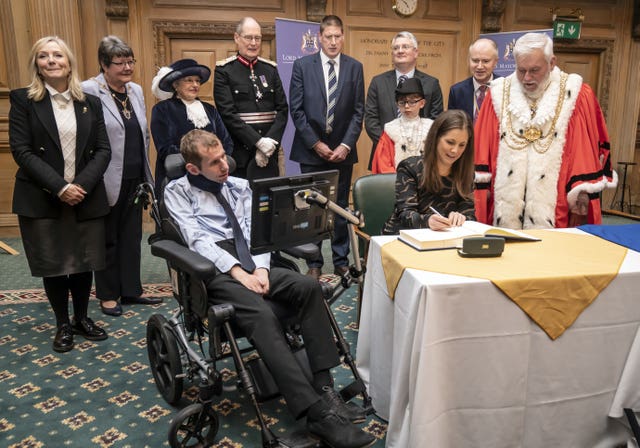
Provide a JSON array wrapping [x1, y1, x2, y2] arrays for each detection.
[[371, 77, 434, 173], [150, 58, 233, 193]]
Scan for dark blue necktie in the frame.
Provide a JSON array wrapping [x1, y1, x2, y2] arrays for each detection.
[[214, 191, 256, 272], [326, 60, 337, 134], [396, 75, 409, 117]]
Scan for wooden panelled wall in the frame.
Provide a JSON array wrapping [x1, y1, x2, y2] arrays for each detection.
[[1, 0, 639, 236]]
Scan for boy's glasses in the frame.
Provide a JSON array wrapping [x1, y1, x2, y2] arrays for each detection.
[[397, 99, 422, 107]]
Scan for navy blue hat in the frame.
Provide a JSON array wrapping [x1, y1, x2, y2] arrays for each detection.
[[395, 77, 424, 100], [158, 59, 211, 92]]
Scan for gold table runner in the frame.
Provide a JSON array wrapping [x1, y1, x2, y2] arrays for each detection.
[[380, 230, 627, 339]]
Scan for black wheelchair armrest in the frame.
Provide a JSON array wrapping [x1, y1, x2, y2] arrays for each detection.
[[151, 239, 217, 282], [282, 242, 321, 261]]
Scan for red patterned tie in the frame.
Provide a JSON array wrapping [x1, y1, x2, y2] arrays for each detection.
[[475, 85, 487, 122]]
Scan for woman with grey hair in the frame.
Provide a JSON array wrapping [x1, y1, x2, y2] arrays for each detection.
[[9, 36, 111, 351], [82, 35, 160, 316]]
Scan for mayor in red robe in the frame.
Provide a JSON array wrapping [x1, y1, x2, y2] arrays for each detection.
[[474, 33, 616, 229]]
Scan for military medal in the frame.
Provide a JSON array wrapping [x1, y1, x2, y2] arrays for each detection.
[[237, 54, 263, 103], [259, 75, 268, 88]]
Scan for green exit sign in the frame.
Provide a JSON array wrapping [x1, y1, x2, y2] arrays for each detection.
[[553, 19, 582, 39]]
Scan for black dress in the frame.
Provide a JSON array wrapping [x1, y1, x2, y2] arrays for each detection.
[[383, 156, 476, 235]]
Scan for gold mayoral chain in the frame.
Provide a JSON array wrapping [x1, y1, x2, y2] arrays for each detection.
[[501, 72, 568, 154], [111, 91, 132, 120]]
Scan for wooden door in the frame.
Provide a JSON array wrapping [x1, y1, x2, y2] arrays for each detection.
[[555, 51, 601, 96], [169, 38, 273, 105]]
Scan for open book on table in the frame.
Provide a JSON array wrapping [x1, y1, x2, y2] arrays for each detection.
[[398, 221, 541, 251]]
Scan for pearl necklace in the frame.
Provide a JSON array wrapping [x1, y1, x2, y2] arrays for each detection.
[[397, 116, 426, 153]]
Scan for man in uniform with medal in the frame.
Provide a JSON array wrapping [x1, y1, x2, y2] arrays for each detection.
[[214, 17, 288, 180], [474, 32, 616, 229]]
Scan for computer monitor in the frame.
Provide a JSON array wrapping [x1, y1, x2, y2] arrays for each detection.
[[250, 170, 339, 255]]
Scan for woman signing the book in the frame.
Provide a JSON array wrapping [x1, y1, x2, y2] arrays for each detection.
[[382, 109, 476, 234]]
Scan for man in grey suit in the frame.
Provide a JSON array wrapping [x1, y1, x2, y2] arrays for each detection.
[[364, 31, 443, 168], [448, 37, 499, 122], [289, 15, 365, 280]]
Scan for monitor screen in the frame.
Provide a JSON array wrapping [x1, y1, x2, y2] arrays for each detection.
[[250, 170, 339, 255]]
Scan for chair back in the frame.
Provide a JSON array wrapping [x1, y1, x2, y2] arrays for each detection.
[[352, 173, 396, 238]]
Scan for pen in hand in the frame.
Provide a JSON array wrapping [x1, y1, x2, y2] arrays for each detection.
[[429, 206, 453, 230], [429, 206, 443, 217]]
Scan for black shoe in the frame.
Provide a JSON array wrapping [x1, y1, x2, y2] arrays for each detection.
[[100, 300, 122, 316], [53, 324, 74, 353], [307, 268, 322, 281], [307, 410, 376, 448], [334, 266, 349, 276], [120, 295, 163, 305], [71, 317, 108, 341], [321, 386, 366, 423]]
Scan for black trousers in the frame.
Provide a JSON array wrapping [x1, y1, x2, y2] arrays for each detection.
[[300, 162, 353, 269], [95, 178, 144, 300], [206, 267, 340, 418]]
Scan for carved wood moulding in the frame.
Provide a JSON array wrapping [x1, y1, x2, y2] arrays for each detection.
[[153, 21, 275, 67], [152, 0, 284, 9], [481, 0, 507, 32], [307, 0, 327, 23], [346, 0, 384, 17], [554, 38, 614, 118], [106, 0, 129, 18]]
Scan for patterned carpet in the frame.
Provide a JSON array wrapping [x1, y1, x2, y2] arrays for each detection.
[[0, 237, 387, 448]]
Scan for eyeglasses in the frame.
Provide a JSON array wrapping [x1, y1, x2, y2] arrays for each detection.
[[111, 59, 136, 68], [241, 35, 262, 43], [397, 99, 423, 107], [392, 44, 415, 52]]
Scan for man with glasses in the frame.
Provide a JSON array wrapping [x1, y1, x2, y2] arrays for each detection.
[[448, 38, 499, 122], [289, 15, 365, 280], [364, 31, 443, 169], [214, 17, 288, 180]]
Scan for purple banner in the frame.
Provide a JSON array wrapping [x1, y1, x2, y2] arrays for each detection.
[[480, 29, 553, 78], [275, 17, 320, 175]]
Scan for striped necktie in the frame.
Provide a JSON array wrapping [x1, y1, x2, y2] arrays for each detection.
[[475, 84, 488, 122], [396, 75, 409, 117], [326, 59, 337, 134]]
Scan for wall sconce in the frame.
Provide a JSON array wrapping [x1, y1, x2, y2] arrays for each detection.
[[550, 7, 584, 40]]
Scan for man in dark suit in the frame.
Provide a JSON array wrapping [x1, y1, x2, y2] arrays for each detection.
[[289, 15, 365, 279], [364, 31, 443, 169], [447, 38, 499, 122]]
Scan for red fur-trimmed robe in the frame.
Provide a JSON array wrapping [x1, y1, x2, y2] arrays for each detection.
[[474, 67, 616, 229]]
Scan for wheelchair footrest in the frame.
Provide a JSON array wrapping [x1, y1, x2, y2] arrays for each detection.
[[339, 379, 366, 403], [245, 348, 313, 402]]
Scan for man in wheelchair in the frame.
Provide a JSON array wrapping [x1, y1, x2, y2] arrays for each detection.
[[163, 129, 375, 448]]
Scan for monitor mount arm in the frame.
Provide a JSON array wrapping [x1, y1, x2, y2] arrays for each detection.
[[296, 188, 364, 276]]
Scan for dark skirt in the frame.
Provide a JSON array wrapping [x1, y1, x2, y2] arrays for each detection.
[[19, 205, 106, 277]]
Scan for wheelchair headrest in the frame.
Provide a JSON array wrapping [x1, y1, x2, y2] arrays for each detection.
[[165, 152, 236, 181], [165, 154, 187, 181]]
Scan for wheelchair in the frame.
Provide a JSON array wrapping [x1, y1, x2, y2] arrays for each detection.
[[136, 154, 373, 448]]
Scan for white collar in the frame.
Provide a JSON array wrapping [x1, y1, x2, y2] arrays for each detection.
[[472, 75, 493, 92], [395, 68, 415, 81], [320, 51, 340, 67], [45, 83, 71, 101]]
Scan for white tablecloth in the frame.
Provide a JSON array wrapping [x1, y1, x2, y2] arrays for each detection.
[[357, 232, 640, 448]]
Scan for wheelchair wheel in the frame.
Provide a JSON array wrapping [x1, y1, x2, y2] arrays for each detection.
[[168, 403, 219, 448], [147, 314, 184, 405]]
